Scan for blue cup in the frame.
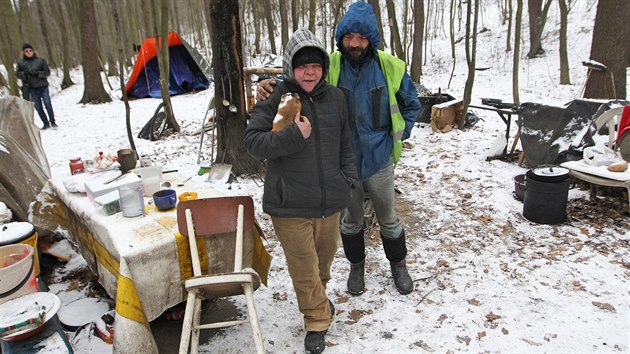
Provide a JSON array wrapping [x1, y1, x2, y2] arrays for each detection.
[[152, 189, 177, 211]]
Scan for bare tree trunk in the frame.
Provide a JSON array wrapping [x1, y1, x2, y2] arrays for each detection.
[[513, 0, 523, 105], [204, 0, 214, 56], [330, 0, 344, 53], [209, 0, 260, 175], [264, 0, 277, 54], [558, 0, 570, 85], [367, 0, 385, 50], [279, 0, 289, 48], [110, 0, 136, 153], [0, 0, 21, 96], [79, 0, 111, 104], [461, 0, 479, 129], [253, 1, 261, 54], [153, 0, 179, 131], [505, 0, 512, 52], [422, 0, 431, 65], [35, 1, 56, 68], [308, 0, 316, 33], [55, 0, 75, 89], [17, 0, 35, 49], [385, 0, 404, 58], [409, 0, 424, 82], [291, 0, 298, 32], [526, 0, 552, 58], [583, 0, 630, 99], [447, 0, 456, 88]]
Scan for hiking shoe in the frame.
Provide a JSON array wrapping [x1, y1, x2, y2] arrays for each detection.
[[51, 122, 58, 128], [304, 330, 327, 354], [41, 123, 50, 130]]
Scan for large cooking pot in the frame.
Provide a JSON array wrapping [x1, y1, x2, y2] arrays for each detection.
[[526, 166, 570, 183], [523, 166, 570, 224]]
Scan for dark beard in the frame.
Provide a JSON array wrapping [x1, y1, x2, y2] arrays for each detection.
[[345, 46, 369, 62]]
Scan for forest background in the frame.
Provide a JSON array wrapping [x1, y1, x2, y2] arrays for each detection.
[[0, 0, 628, 161]]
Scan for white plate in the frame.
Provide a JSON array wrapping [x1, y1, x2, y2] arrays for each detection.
[[57, 297, 112, 330], [0, 292, 61, 340]]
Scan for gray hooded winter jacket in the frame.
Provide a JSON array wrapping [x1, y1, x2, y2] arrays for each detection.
[[244, 28, 357, 218]]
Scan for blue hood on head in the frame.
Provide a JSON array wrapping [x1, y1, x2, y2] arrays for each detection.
[[335, 2, 381, 52]]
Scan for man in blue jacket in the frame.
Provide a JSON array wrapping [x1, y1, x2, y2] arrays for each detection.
[[257, 2, 421, 296]]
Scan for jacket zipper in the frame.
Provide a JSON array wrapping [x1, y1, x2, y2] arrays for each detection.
[[307, 96, 326, 217]]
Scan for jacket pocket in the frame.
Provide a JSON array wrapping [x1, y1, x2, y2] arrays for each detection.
[[263, 175, 288, 207]]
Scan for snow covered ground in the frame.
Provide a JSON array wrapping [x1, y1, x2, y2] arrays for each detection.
[[5, 1, 629, 353]]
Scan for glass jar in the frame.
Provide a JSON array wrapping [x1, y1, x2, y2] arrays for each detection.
[[69, 157, 85, 175]]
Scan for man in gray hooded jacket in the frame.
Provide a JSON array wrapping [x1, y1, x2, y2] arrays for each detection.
[[245, 28, 357, 354]]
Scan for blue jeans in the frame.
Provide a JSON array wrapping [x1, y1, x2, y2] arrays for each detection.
[[30, 87, 55, 125], [340, 158, 403, 239]]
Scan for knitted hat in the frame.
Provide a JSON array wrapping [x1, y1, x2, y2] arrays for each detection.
[[292, 47, 324, 68], [22, 43, 33, 50]]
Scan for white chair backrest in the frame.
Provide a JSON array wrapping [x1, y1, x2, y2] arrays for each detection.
[[593, 106, 624, 147]]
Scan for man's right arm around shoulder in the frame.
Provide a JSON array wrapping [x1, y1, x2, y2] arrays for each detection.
[[255, 78, 277, 101]]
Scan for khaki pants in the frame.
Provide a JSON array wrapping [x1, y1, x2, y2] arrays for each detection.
[[272, 213, 339, 331]]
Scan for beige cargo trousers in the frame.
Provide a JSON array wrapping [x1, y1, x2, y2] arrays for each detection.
[[271, 212, 339, 331]]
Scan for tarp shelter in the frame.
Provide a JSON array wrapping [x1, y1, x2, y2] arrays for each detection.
[[518, 99, 629, 167], [0, 96, 51, 222], [125, 32, 212, 98]]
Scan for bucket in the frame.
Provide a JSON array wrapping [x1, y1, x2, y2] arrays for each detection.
[[513, 174, 525, 201], [523, 172, 570, 224], [0, 222, 39, 276], [0, 244, 38, 305]]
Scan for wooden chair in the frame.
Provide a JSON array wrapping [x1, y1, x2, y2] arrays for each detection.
[[177, 197, 264, 354], [561, 106, 630, 214]]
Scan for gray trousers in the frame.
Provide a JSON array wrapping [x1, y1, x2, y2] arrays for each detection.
[[340, 158, 403, 239]]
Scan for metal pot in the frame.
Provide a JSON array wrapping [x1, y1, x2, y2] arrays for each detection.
[[526, 166, 569, 183]]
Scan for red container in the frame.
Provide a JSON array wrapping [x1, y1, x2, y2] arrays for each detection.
[[69, 157, 85, 175]]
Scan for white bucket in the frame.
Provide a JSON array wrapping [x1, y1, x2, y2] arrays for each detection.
[[0, 244, 38, 305]]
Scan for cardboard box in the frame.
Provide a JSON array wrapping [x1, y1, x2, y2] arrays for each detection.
[[431, 99, 464, 133]]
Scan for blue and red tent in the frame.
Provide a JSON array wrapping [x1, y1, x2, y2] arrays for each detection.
[[125, 32, 211, 98]]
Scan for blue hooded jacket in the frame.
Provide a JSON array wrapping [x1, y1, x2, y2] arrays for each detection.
[[334, 2, 421, 180]]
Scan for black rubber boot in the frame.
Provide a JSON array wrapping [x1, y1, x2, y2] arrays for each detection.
[[341, 229, 366, 295], [347, 259, 365, 295], [390, 259, 413, 295], [381, 230, 413, 294]]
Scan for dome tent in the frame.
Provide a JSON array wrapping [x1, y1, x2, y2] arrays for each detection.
[[125, 32, 212, 99]]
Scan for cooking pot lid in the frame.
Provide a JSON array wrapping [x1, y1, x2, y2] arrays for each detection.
[[532, 166, 569, 177]]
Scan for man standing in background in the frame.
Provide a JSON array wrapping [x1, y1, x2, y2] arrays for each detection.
[[16, 43, 57, 129]]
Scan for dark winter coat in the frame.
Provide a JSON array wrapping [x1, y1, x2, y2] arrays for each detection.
[[15, 56, 50, 89], [244, 29, 357, 219]]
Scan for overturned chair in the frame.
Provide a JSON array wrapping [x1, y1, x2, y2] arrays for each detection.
[[177, 196, 264, 353]]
